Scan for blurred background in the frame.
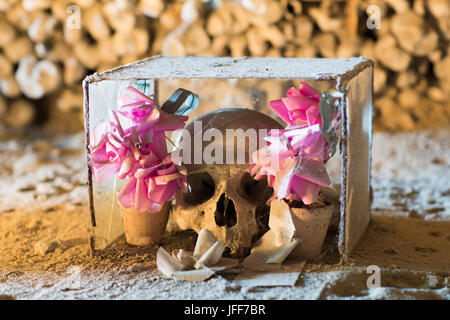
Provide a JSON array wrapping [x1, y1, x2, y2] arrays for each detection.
[[0, 1, 449, 300], [0, 0, 448, 136]]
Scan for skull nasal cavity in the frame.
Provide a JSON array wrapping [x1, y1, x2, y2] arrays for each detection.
[[214, 194, 237, 227]]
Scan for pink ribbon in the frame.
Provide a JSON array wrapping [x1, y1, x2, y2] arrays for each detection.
[[252, 83, 331, 205], [117, 157, 186, 213], [269, 82, 322, 127], [89, 86, 188, 212]]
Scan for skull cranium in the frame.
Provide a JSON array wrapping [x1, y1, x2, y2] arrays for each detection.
[[171, 108, 283, 257]]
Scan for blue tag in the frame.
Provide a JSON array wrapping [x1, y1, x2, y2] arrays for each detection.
[[161, 88, 199, 116], [136, 79, 151, 96]]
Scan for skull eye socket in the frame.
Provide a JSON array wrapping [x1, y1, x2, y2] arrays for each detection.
[[183, 172, 215, 205], [238, 172, 272, 203], [239, 173, 271, 241]]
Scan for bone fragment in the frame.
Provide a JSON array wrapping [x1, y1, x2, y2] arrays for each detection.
[[243, 200, 301, 271], [171, 269, 215, 282], [156, 246, 183, 277], [194, 240, 224, 269], [193, 229, 218, 259]]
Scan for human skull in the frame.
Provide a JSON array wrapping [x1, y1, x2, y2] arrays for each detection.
[[171, 108, 283, 257]]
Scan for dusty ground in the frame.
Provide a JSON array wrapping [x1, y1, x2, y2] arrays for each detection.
[[0, 128, 448, 300]]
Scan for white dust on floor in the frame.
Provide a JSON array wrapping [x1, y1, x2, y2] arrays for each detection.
[[0, 134, 87, 213], [0, 130, 449, 300], [1, 266, 447, 300], [371, 130, 450, 221]]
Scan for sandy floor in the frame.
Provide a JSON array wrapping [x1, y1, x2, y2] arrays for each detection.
[[0, 129, 448, 300]]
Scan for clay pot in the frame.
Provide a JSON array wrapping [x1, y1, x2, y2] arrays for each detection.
[[288, 201, 334, 260], [121, 202, 171, 246]]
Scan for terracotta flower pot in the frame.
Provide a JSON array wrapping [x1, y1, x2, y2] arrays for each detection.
[[287, 201, 334, 260], [121, 202, 171, 246]]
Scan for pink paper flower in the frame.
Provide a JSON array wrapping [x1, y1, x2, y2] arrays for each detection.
[[269, 82, 322, 127], [117, 157, 187, 212], [252, 83, 331, 205], [89, 119, 134, 184], [89, 86, 188, 212]]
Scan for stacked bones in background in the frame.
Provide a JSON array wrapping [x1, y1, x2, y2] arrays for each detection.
[[0, 0, 449, 132]]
